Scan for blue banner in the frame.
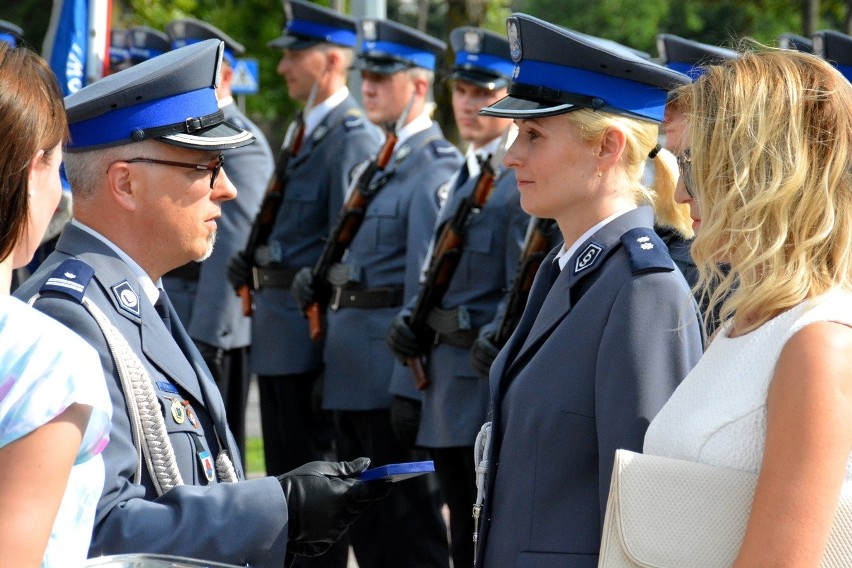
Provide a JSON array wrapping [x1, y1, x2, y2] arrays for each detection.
[[45, 0, 89, 96]]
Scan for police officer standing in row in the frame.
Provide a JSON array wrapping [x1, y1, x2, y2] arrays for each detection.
[[385, 26, 527, 568], [163, 17, 274, 461], [291, 16, 461, 568], [15, 39, 388, 566], [228, 0, 382, 486]]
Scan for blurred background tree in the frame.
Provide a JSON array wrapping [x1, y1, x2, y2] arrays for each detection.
[[3, 0, 852, 147]]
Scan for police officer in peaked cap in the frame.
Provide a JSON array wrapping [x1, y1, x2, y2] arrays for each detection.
[[224, 13, 381, 558], [0, 20, 22, 47], [384, 24, 529, 568], [472, 14, 703, 566], [813, 30, 852, 82], [108, 28, 131, 73], [14, 39, 389, 566], [288, 14, 461, 568], [164, 17, 273, 464]]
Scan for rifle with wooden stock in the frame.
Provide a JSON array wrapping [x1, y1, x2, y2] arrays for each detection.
[[404, 129, 513, 390], [492, 216, 558, 348], [236, 82, 319, 316], [303, 95, 416, 340]]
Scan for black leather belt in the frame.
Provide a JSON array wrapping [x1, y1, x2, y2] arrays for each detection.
[[166, 262, 201, 281], [252, 266, 301, 289], [329, 286, 404, 310], [426, 307, 480, 348]]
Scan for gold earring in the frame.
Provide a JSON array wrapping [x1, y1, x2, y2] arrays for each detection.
[[596, 170, 602, 178]]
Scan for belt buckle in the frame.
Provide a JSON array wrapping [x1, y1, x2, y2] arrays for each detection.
[[252, 267, 262, 290], [329, 286, 343, 311]]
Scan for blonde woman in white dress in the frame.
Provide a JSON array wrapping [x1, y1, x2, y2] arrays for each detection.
[[644, 48, 852, 567]]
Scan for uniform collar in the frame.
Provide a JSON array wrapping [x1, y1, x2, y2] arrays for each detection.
[[71, 219, 161, 305], [305, 86, 349, 138], [395, 110, 432, 148], [555, 206, 636, 271]]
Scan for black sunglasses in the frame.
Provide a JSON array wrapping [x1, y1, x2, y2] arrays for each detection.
[[111, 153, 225, 189], [675, 149, 695, 199]]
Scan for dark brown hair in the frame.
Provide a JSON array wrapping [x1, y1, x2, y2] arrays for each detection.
[[0, 43, 68, 261]]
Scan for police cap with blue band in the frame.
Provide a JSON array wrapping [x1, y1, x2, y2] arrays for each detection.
[[812, 30, 852, 82], [778, 33, 813, 53], [479, 14, 691, 122], [656, 34, 738, 80], [353, 18, 446, 74], [268, 0, 357, 51], [64, 39, 255, 152], [448, 27, 513, 90], [128, 26, 171, 65], [0, 20, 22, 48], [167, 18, 244, 67]]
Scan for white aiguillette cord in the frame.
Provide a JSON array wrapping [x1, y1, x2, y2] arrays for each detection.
[[472, 421, 492, 566], [28, 293, 237, 495]]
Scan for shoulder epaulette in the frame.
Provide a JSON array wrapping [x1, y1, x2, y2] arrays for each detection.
[[343, 109, 365, 130], [620, 227, 675, 275], [39, 258, 95, 303], [429, 139, 460, 158]]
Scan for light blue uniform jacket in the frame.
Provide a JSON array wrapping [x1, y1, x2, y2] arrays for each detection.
[[322, 122, 463, 411], [394, 166, 527, 446], [251, 95, 381, 375]]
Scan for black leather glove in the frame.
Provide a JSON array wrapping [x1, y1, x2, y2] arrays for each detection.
[[470, 332, 500, 378], [227, 252, 252, 291], [386, 314, 422, 362], [278, 458, 391, 557], [390, 395, 422, 448], [291, 267, 315, 311]]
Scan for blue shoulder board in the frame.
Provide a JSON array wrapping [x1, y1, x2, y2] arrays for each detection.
[[39, 258, 95, 303], [343, 110, 364, 130], [620, 228, 675, 275]]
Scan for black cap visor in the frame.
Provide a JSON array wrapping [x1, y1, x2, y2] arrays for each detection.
[[267, 33, 322, 51], [479, 83, 616, 119], [351, 54, 413, 75], [448, 67, 509, 90]]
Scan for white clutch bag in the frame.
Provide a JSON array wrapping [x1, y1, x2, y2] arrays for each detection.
[[598, 449, 852, 567]]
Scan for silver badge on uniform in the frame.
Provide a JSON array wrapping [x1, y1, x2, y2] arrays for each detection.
[[636, 236, 654, 250], [464, 30, 481, 54], [395, 144, 412, 162], [507, 19, 522, 63], [111, 280, 141, 317], [574, 242, 604, 274], [436, 181, 451, 209], [312, 125, 328, 142], [362, 20, 377, 41]]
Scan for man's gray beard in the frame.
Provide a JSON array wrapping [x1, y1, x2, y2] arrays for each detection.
[[195, 230, 216, 262]]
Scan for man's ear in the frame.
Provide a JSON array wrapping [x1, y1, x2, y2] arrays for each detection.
[[597, 126, 627, 171], [106, 161, 137, 212]]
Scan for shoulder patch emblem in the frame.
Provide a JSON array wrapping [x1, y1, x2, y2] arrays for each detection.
[[395, 144, 412, 162], [111, 280, 141, 317], [312, 125, 328, 142], [40, 258, 95, 303], [574, 242, 604, 274]]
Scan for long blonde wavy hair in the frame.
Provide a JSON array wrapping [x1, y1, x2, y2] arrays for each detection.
[[676, 48, 852, 333], [566, 108, 693, 237]]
